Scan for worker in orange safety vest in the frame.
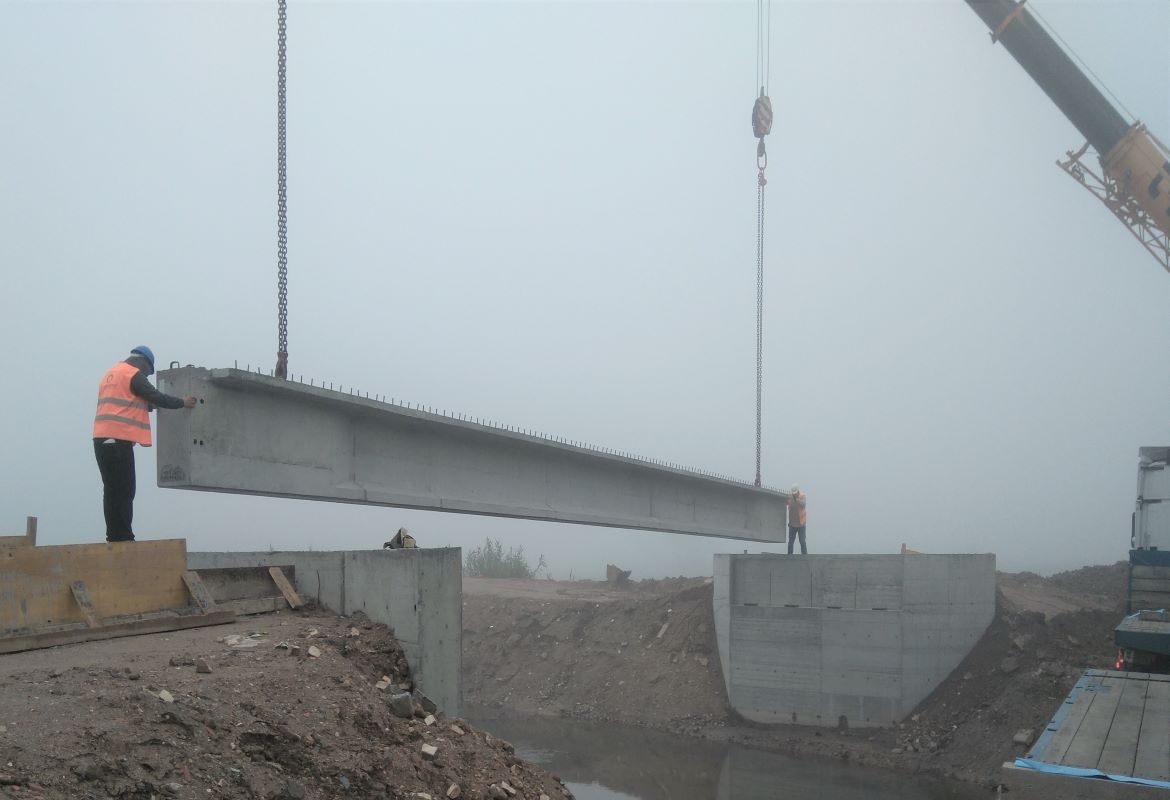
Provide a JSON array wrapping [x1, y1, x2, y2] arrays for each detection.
[[93, 346, 195, 542], [787, 485, 807, 555]]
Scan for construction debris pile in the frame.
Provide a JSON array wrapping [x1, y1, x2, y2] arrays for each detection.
[[0, 612, 572, 800]]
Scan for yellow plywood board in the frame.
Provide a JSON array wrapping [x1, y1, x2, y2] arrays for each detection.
[[0, 539, 189, 632], [0, 517, 37, 549]]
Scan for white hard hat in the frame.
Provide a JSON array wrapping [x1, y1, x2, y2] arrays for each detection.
[[791, 485, 800, 494]]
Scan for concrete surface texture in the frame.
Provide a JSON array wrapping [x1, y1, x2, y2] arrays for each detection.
[[155, 366, 788, 542], [188, 548, 462, 715], [713, 553, 995, 728]]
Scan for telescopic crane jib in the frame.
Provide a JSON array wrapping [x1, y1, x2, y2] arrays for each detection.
[[963, 0, 1170, 272]]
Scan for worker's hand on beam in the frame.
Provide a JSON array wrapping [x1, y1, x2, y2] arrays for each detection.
[[183, 395, 197, 409]]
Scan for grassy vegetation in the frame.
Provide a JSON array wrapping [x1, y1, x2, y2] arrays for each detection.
[[464, 537, 547, 579]]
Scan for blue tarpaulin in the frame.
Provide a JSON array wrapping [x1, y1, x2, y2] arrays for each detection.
[[1014, 758, 1170, 790]]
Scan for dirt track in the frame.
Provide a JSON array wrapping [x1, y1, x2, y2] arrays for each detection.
[[463, 564, 1128, 790]]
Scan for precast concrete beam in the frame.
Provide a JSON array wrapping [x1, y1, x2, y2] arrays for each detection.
[[156, 367, 788, 542]]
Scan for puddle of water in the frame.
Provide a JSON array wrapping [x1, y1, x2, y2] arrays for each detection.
[[467, 711, 987, 800]]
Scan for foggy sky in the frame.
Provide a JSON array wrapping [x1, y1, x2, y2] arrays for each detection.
[[1, 0, 1168, 580]]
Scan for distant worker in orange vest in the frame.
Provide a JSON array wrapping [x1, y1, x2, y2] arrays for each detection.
[[93, 346, 196, 542], [787, 485, 807, 555]]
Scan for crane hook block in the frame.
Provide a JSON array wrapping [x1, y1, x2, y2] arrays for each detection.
[[752, 94, 773, 140]]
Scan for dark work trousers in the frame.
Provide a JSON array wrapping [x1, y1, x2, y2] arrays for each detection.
[[788, 525, 807, 555], [94, 439, 136, 542]]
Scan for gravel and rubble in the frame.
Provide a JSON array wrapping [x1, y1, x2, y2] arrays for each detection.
[[463, 563, 1129, 791], [0, 611, 571, 800]]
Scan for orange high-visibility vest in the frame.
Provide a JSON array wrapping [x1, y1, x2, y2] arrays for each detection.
[[788, 492, 807, 527], [93, 362, 152, 446]]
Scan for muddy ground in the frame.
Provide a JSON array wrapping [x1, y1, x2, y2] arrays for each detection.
[[462, 564, 1129, 791], [0, 564, 1128, 797], [0, 611, 572, 800]]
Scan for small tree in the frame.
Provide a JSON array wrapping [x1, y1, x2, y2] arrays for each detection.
[[464, 537, 546, 579]]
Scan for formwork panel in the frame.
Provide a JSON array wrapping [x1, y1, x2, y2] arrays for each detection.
[[730, 558, 781, 607], [0, 540, 189, 632]]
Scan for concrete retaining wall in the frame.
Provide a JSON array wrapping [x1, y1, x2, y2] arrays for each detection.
[[189, 548, 461, 715], [714, 553, 994, 728]]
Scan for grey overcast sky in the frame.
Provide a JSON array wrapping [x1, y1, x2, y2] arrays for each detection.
[[1, 0, 1168, 579]]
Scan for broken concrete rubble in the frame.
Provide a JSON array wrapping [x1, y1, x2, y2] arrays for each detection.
[[390, 691, 415, 719], [1012, 729, 1035, 746]]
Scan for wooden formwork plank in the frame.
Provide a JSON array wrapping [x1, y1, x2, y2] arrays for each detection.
[[0, 517, 37, 549], [1129, 578, 1170, 595], [268, 567, 303, 609], [182, 571, 218, 613], [1041, 675, 1103, 764], [0, 611, 235, 655], [220, 597, 285, 616], [1095, 675, 1147, 775], [1134, 679, 1170, 781], [1062, 679, 1125, 768], [192, 566, 296, 603], [0, 539, 188, 632], [1130, 592, 1170, 611], [69, 581, 100, 628]]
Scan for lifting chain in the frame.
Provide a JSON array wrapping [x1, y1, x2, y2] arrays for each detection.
[[752, 0, 772, 488], [753, 90, 771, 488], [755, 167, 765, 487], [275, 0, 289, 379]]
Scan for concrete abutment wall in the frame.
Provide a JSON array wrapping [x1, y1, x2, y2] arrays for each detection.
[[714, 553, 995, 728], [188, 548, 461, 715]]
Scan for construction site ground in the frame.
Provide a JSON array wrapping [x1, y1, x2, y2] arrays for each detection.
[[0, 610, 572, 800], [462, 564, 1128, 791]]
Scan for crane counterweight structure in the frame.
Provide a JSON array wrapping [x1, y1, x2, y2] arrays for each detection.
[[964, 0, 1170, 271]]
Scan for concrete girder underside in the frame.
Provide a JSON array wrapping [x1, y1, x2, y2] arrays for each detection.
[[156, 367, 788, 542]]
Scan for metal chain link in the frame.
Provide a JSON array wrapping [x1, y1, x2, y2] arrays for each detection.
[[753, 0, 771, 488], [275, 0, 289, 379], [755, 179, 764, 487]]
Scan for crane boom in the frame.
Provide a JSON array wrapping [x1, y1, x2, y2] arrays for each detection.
[[963, 0, 1170, 270], [963, 0, 1127, 155]]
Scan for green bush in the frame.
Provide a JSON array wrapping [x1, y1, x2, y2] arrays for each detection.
[[464, 537, 546, 579]]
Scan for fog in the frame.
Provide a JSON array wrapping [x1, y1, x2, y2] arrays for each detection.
[[2, 0, 1168, 580]]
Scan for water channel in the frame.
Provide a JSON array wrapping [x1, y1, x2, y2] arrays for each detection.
[[468, 711, 989, 800]]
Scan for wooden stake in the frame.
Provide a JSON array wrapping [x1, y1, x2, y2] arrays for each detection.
[[268, 567, 303, 609], [182, 571, 219, 613], [70, 580, 100, 628]]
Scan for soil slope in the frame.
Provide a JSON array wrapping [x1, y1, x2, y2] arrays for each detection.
[[0, 610, 572, 800], [463, 563, 1129, 789]]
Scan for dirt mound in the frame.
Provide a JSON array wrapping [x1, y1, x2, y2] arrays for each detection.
[[463, 577, 725, 733], [0, 612, 571, 800], [1048, 561, 1128, 600], [872, 595, 1120, 787]]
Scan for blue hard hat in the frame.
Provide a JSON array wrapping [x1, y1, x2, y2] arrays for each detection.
[[130, 345, 155, 367]]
